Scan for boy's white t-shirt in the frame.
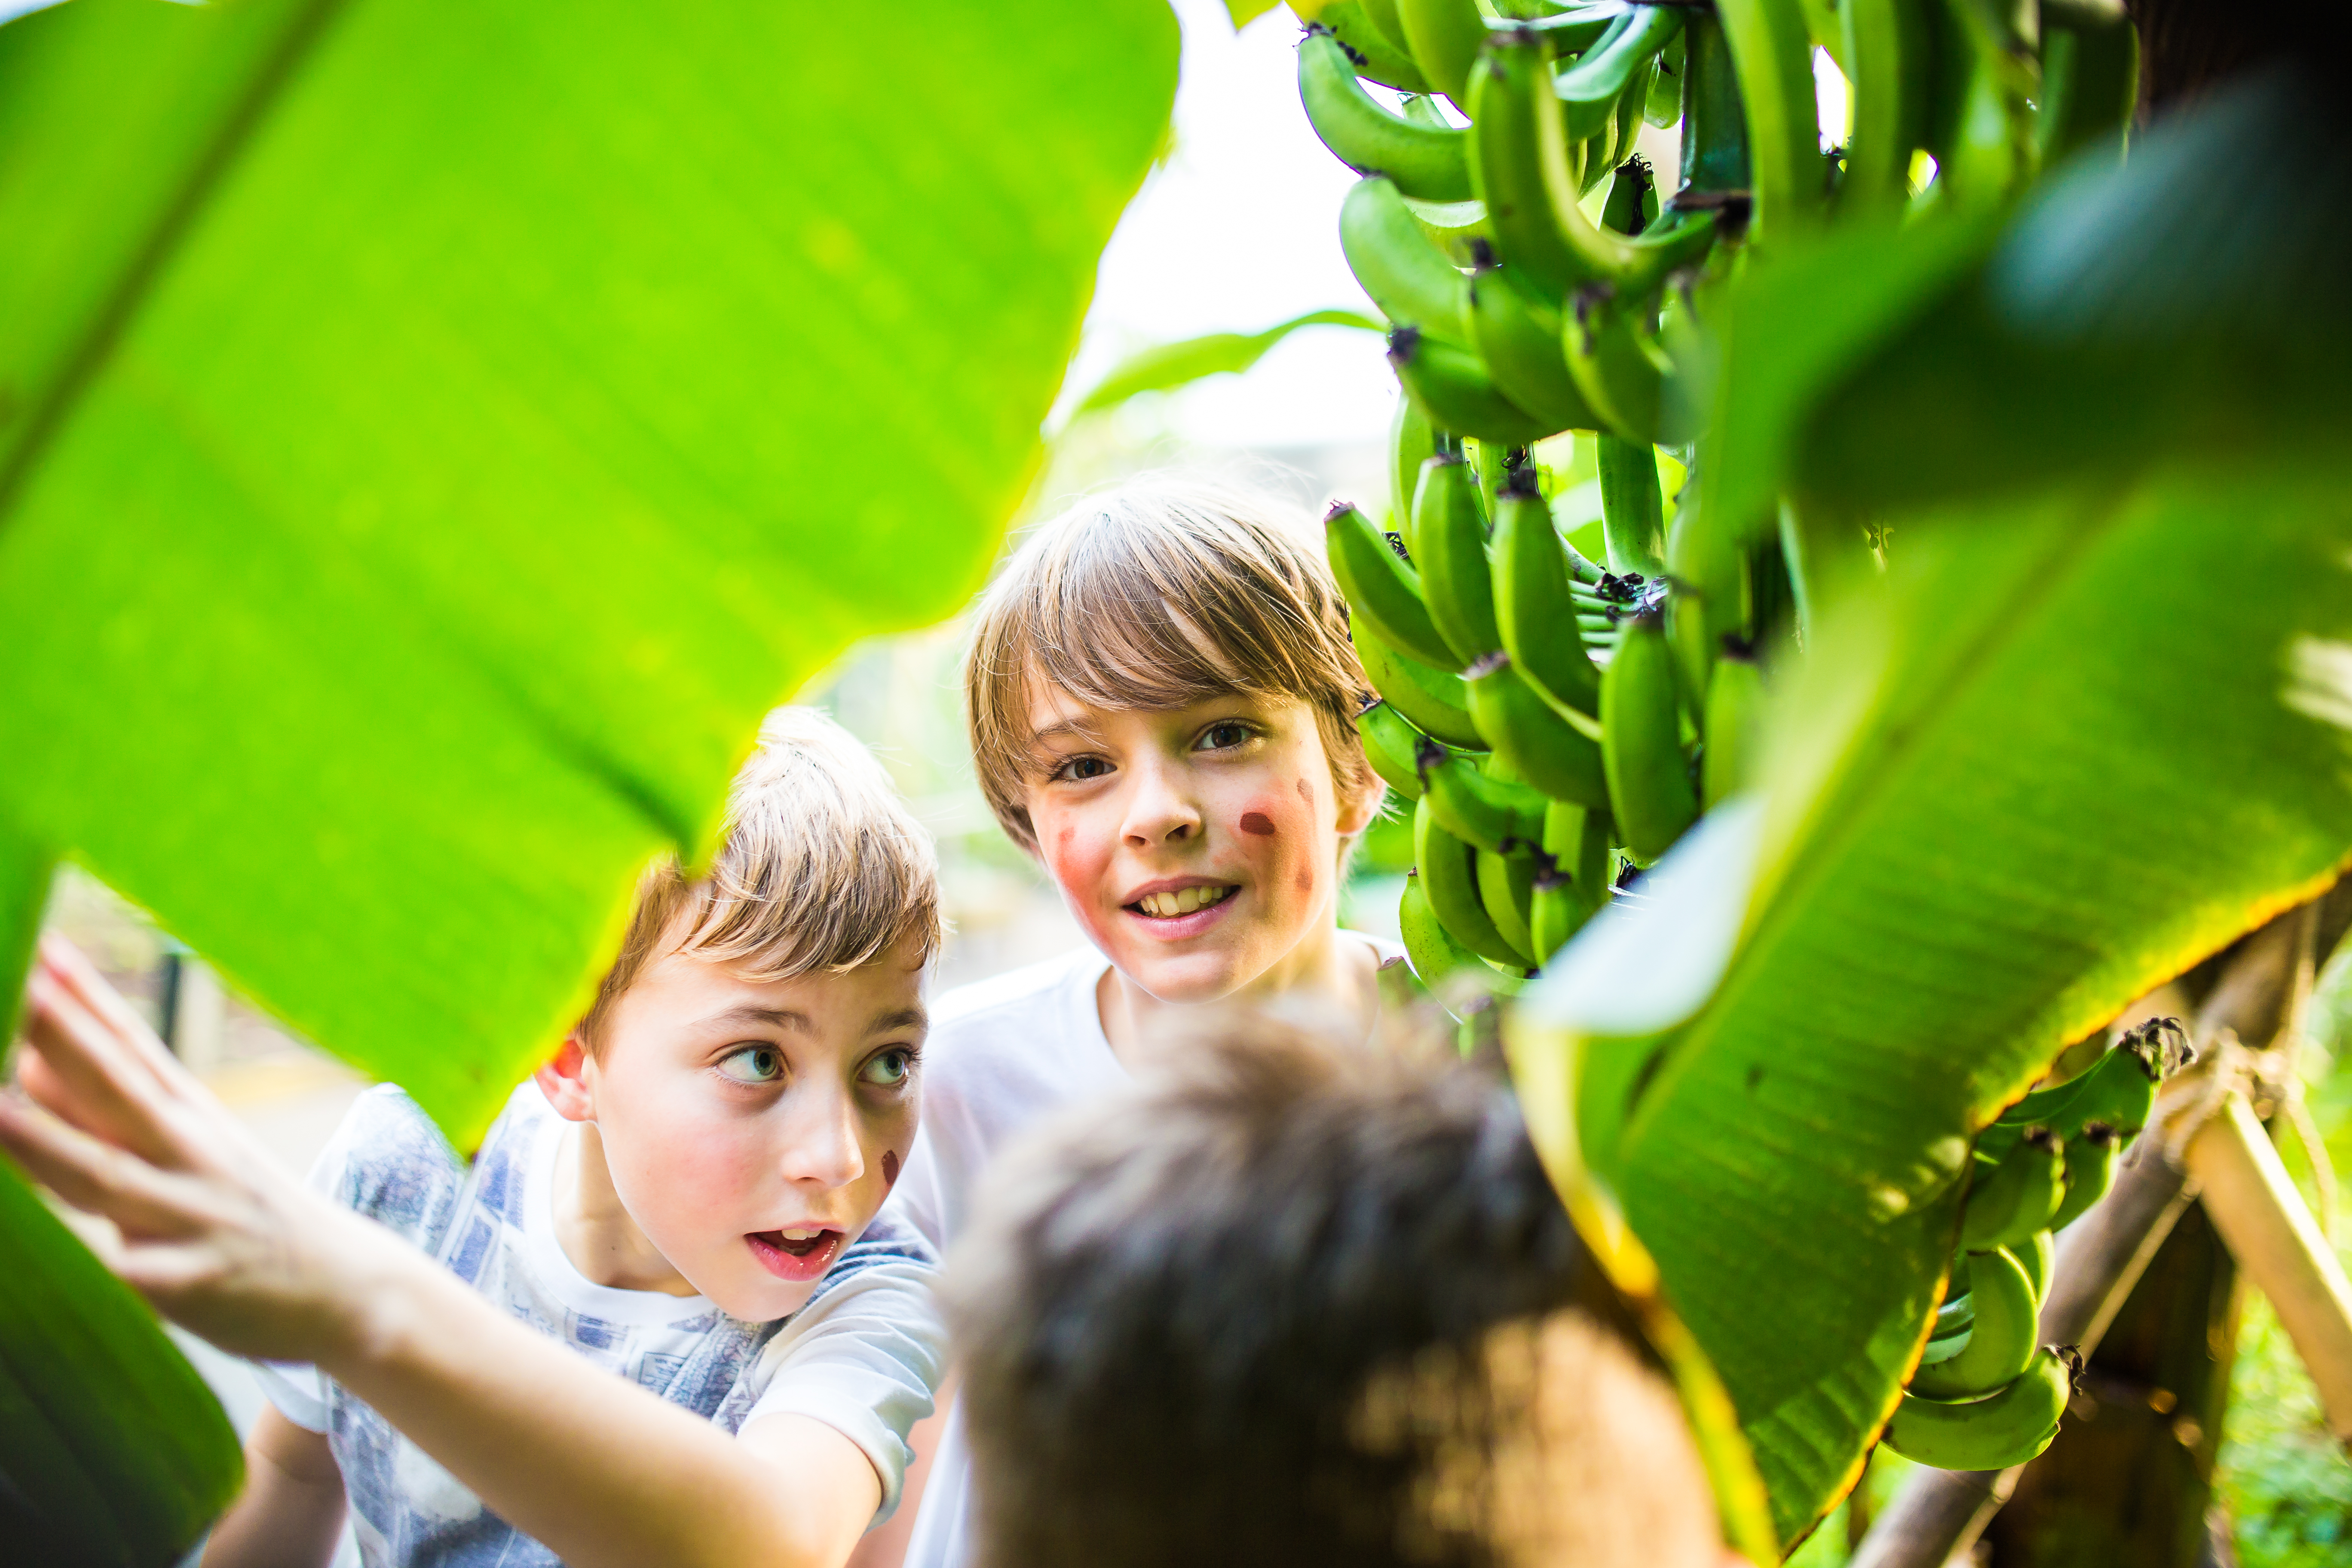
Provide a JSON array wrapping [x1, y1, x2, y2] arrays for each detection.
[[895, 935, 1404, 1568], [251, 1080, 946, 1568]]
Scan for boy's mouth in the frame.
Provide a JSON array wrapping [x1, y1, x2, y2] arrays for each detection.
[[746, 1227, 844, 1283], [1129, 883, 1237, 919]]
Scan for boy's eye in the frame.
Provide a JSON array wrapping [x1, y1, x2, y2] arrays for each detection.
[[860, 1048, 915, 1088], [1057, 755, 1112, 782], [1197, 720, 1254, 752], [717, 1045, 786, 1085]]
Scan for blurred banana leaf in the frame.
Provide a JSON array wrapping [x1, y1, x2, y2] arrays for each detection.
[[0, 0, 1176, 1559], [1071, 308, 1382, 417], [1703, 65, 2351, 537], [1522, 460, 2352, 1543]]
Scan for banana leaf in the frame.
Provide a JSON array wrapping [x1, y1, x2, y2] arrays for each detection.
[[1071, 308, 1384, 417], [1703, 65, 2352, 538], [0, 0, 1176, 1559], [1519, 460, 2352, 1544]]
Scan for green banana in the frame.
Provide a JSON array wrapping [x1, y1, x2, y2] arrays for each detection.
[[1298, 27, 1474, 202], [1395, 0, 1486, 103], [1390, 394, 1441, 543], [1356, 700, 1428, 800], [1323, 0, 1435, 93], [1528, 48, 1721, 289], [1596, 433, 1668, 577], [1991, 1020, 2184, 1144], [1468, 264, 1605, 432], [1841, 0, 1932, 213], [1326, 500, 1461, 671], [1530, 799, 1611, 961], [1464, 651, 1610, 808], [2046, 1121, 2121, 1232], [1909, 1245, 2039, 1400], [1600, 609, 1697, 864], [1491, 467, 1602, 714], [1355, 622, 1486, 748], [1960, 1127, 2066, 1253], [1465, 32, 1594, 297], [1564, 287, 1695, 445], [1933, 1285, 1975, 1339], [2038, 4, 2138, 168], [1701, 642, 1764, 808], [1710, 0, 1829, 241], [1352, 0, 1417, 62], [1400, 866, 1477, 987], [1555, 3, 1682, 143], [1390, 327, 1553, 446], [2018, 1226, 2055, 1305], [1476, 847, 1540, 966], [1413, 454, 1503, 665], [1645, 30, 1686, 126], [1417, 738, 1549, 854], [1884, 1348, 2076, 1472], [1664, 481, 1751, 726], [1415, 796, 1527, 966], [1341, 177, 1474, 343]]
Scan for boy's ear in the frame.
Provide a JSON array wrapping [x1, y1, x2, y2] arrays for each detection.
[[535, 1035, 598, 1124], [1334, 778, 1383, 839]]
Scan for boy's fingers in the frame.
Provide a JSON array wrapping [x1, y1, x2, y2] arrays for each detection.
[[0, 1093, 206, 1240], [20, 970, 190, 1167], [37, 935, 189, 1089]]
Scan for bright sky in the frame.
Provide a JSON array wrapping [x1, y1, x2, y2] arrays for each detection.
[[1062, 0, 1398, 450]]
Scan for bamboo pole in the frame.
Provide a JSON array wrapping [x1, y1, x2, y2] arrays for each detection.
[[2185, 1092, 2352, 1445]]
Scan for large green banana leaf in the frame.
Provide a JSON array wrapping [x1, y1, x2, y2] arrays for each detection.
[[1523, 463, 2352, 1544], [0, 0, 1176, 1559]]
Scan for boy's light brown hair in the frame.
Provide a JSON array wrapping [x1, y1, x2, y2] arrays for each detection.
[[966, 480, 1381, 854], [580, 706, 941, 1048]]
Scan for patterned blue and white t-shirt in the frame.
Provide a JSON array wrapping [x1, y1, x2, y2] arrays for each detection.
[[253, 1081, 945, 1568]]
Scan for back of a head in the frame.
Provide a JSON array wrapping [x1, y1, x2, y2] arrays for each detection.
[[580, 705, 941, 1043], [947, 1019, 1724, 1568], [963, 479, 1380, 854]]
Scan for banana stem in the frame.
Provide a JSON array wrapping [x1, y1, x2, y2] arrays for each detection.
[[2187, 1093, 2352, 1444]]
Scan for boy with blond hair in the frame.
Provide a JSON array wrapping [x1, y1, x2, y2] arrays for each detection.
[[887, 480, 1404, 1568], [2, 707, 949, 1568]]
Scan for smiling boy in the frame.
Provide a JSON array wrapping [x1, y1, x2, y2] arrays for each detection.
[[885, 481, 1400, 1568], [1, 708, 946, 1568]]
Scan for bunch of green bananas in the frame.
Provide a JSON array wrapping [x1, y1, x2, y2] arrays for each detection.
[[1880, 1018, 2187, 1470], [1307, 0, 2141, 1009]]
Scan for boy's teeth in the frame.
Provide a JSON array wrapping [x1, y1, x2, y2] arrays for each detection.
[[1137, 885, 1234, 918], [780, 1228, 822, 1241]]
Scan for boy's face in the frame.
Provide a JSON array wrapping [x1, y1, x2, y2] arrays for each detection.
[[1023, 685, 1375, 1004], [559, 934, 926, 1321]]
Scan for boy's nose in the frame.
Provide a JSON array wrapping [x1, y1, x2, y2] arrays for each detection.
[[1119, 757, 1204, 847], [777, 1084, 867, 1189]]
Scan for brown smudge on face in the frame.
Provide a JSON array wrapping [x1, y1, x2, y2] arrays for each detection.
[[1298, 858, 1316, 895], [1296, 776, 1314, 805], [882, 1149, 900, 1189], [1240, 811, 1277, 837]]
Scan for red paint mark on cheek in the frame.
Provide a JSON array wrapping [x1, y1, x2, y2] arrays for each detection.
[[882, 1150, 900, 1189], [1240, 811, 1277, 837]]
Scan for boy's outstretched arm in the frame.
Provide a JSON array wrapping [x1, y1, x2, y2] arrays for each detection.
[[0, 940, 884, 1568], [200, 1409, 346, 1568]]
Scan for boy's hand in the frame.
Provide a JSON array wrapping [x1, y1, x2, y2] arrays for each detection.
[[0, 936, 389, 1365]]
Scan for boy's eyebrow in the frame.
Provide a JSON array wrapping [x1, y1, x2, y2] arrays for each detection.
[[701, 1003, 814, 1034], [869, 1005, 927, 1035]]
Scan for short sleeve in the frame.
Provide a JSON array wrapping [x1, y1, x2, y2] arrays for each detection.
[[248, 1359, 331, 1433], [741, 1256, 948, 1523]]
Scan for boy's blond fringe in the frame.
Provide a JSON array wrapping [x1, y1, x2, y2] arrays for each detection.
[[965, 479, 1381, 854], [580, 707, 941, 1048]]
